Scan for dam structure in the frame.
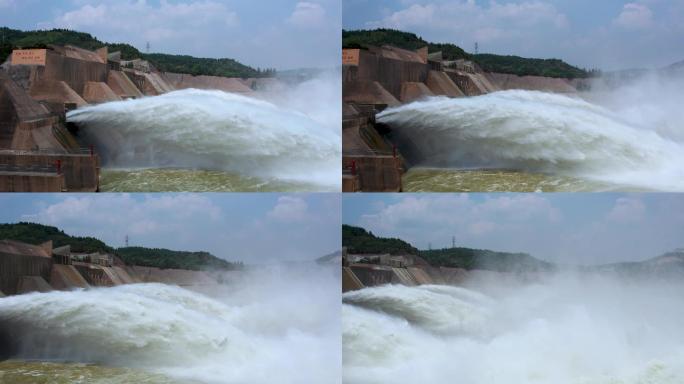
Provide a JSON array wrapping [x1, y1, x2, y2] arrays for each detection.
[[0, 238, 227, 297], [0, 238, 138, 295], [0, 44, 274, 192], [342, 44, 580, 192], [341, 247, 536, 293]]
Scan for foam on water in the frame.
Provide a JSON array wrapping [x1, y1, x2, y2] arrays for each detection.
[[378, 90, 684, 191], [67, 88, 340, 190], [343, 279, 684, 384], [0, 265, 340, 384]]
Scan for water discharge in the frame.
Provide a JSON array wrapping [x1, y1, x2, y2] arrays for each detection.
[[343, 278, 684, 384], [0, 264, 341, 384], [378, 90, 684, 191], [67, 87, 341, 190]]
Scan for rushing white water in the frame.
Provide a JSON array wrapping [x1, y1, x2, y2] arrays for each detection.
[[343, 279, 684, 384], [378, 90, 684, 191], [0, 265, 341, 384], [67, 88, 341, 190]]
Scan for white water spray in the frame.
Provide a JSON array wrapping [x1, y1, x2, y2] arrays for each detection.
[[378, 90, 684, 191], [343, 279, 684, 384], [67, 88, 340, 189], [0, 265, 341, 384]]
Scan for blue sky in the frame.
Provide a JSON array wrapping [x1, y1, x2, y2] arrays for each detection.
[[343, 0, 684, 70], [343, 193, 684, 265], [0, 0, 341, 70], [0, 193, 340, 264]]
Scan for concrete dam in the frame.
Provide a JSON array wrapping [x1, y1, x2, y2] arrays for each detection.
[[342, 43, 640, 192], [1, 44, 340, 192]]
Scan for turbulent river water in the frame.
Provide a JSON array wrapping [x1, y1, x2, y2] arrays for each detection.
[[0, 265, 341, 384], [343, 278, 684, 384], [378, 90, 684, 192], [67, 85, 341, 192]]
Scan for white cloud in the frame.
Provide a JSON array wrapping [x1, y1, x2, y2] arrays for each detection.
[[22, 194, 222, 244], [358, 194, 560, 249], [287, 1, 327, 28], [368, 1, 568, 44], [614, 2, 654, 29], [607, 197, 646, 223], [41, 0, 238, 44], [267, 196, 309, 222]]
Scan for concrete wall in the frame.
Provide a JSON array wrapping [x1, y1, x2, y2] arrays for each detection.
[[29, 80, 87, 107], [485, 72, 577, 93], [0, 252, 53, 295], [0, 72, 54, 149], [343, 266, 364, 292], [122, 70, 174, 96], [50, 264, 90, 290], [344, 49, 429, 100], [130, 265, 216, 286], [164, 72, 252, 93], [426, 70, 465, 97], [342, 80, 399, 107], [74, 263, 115, 286], [343, 155, 402, 192], [407, 267, 434, 285], [16, 276, 53, 294], [0, 151, 99, 192], [0, 171, 65, 192], [391, 267, 417, 286], [400, 82, 434, 103], [445, 70, 486, 96], [349, 264, 394, 287], [32, 50, 109, 97], [83, 81, 121, 104], [107, 70, 143, 99]]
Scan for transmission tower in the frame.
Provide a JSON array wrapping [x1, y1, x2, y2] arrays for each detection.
[[452, 236, 455, 248], [146, 41, 150, 54], [474, 42, 479, 55], [125, 235, 129, 247]]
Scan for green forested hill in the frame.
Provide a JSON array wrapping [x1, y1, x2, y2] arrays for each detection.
[[420, 247, 555, 272], [342, 28, 589, 78], [0, 222, 241, 270], [0, 27, 269, 78], [342, 224, 554, 272], [116, 247, 241, 270], [0, 222, 113, 253], [343, 225, 419, 255]]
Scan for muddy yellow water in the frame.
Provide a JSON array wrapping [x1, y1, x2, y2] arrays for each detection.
[[100, 168, 333, 192], [0, 361, 183, 384], [401, 168, 650, 192]]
